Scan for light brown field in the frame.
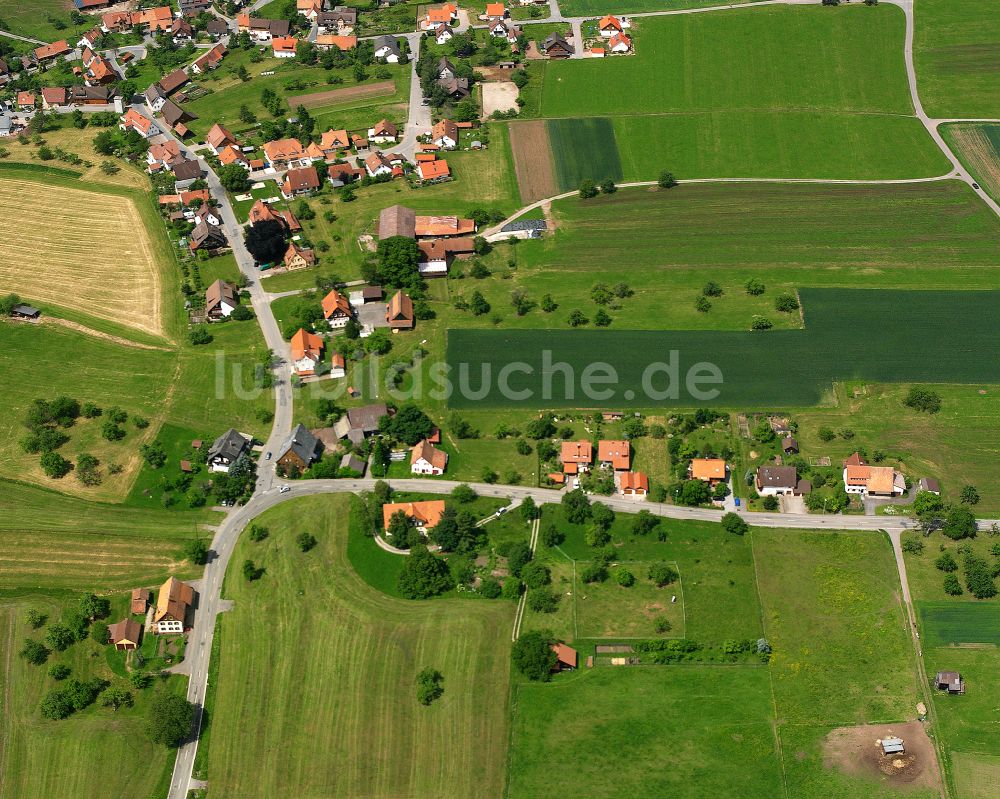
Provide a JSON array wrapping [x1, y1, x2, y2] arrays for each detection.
[[481, 81, 519, 116], [508, 119, 558, 203], [287, 79, 396, 109], [0, 179, 164, 337], [947, 125, 1000, 201]]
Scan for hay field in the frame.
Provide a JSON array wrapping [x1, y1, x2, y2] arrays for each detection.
[[508, 120, 558, 202], [0, 179, 165, 337], [943, 123, 1000, 203]]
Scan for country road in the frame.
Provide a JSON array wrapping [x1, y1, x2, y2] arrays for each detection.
[[162, 0, 998, 794]]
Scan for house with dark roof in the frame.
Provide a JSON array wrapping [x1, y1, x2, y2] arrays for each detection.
[[378, 204, 416, 239], [207, 428, 250, 473], [756, 465, 806, 497], [543, 32, 574, 58], [108, 618, 142, 650], [171, 157, 204, 189], [934, 670, 964, 694], [205, 279, 239, 320], [373, 35, 402, 63], [438, 57, 456, 80], [276, 424, 322, 473], [281, 165, 321, 199], [130, 588, 151, 615], [437, 76, 470, 100]]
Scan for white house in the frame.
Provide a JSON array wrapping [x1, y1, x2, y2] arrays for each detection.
[[364, 151, 393, 177], [434, 23, 453, 45], [755, 465, 800, 497], [330, 353, 346, 379], [431, 119, 458, 149], [207, 428, 250, 473], [411, 440, 448, 475], [368, 119, 398, 143], [608, 32, 632, 54], [373, 35, 401, 63], [842, 452, 905, 497]]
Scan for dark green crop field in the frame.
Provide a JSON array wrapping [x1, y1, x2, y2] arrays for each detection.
[[918, 602, 1000, 647], [446, 288, 1000, 408], [546, 118, 623, 190]]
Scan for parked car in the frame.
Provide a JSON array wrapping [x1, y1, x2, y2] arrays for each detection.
[[279, 485, 290, 493]]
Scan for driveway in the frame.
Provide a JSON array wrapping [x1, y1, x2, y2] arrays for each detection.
[[780, 494, 808, 515], [357, 301, 388, 335]]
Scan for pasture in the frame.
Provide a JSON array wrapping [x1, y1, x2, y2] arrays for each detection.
[[507, 667, 783, 798], [0, 480, 210, 591], [204, 494, 513, 799], [917, 602, 1000, 648], [0, 177, 168, 338], [942, 123, 1000, 203], [913, 0, 1000, 118], [0, 593, 187, 799], [0, 0, 89, 42]]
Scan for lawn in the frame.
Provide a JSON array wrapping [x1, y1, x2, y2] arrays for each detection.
[[558, 0, 761, 13], [0, 480, 211, 590], [525, 6, 950, 181], [546, 117, 623, 190], [914, 0, 1000, 118], [507, 666, 783, 798], [205, 493, 513, 798], [0, 592, 188, 799]]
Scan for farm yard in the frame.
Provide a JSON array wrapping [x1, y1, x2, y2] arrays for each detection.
[[0, 176, 169, 339], [913, 0, 1000, 118], [507, 6, 950, 185], [203, 495, 512, 799], [942, 124, 1000, 204]]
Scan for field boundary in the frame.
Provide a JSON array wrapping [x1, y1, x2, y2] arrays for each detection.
[[287, 80, 396, 109]]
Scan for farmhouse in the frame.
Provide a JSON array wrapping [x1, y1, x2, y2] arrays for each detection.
[[373, 35, 402, 63], [205, 279, 239, 320], [153, 577, 194, 634], [107, 618, 142, 650], [130, 588, 151, 615], [551, 642, 578, 670], [688, 458, 727, 486], [321, 289, 353, 327], [281, 166, 321, 199], [438, 76, 470, 100], [542, 32, 574, 59], [755, 465, 804, 496], [619, 471, 649, 496], [34, 41, 71, 62], [291, 328, 324, 376], [161, 100, 196, 136], [842, 452, 905, 497], [381, 500, 447, 533], [317, 7, 357, 33], [276, 424, 322, 472], [386, 290, 415, 329], [190, 221, 227, 253], [417, 237, 474, 276], [207, 428, 251, 473], [598, 439, 631, 471], [284, 242, 316, 271], [934, 671, 965, 694], [315, 34, 357, 51], [335, 403, 389, 444], [411, 440, 448, 475]]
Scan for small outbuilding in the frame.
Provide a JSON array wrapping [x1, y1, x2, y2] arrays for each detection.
[[11, 304, 41, 320], [880, 737, 905, 755], [108, 618, 142, 650], [781, 436, 799, 454], [551, 642, 578, 671], [935, 670, 964, 694]]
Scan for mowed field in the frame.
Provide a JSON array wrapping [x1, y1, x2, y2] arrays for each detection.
[[0, 177, 166, 338], [558, 0, 759, 13], [914, 0, 1000, 118], [0, 0, 88, 41], [508, 6, 949, 186], [943, 124, 1000, 204], [205, 494, 513, 799]]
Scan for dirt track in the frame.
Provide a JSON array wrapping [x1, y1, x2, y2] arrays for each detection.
[[508, 120, 558, 203], [287, 80, 396, 109]]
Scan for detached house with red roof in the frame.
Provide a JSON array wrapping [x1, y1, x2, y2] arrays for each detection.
[[598, 439, 631, 471], [206, 123, 238, 155], [411, 440, 448, 475], [281, 165, 321, 199], [619, 471, 649, 497], [417, 158, 450, 182], [431, 119, 459, 149], [34, 40, 70, 62], [608, 32, 633, 54], [284, 242, 316, 271], [598, 15, 624, 36], [272, 35, 298, 58], [290, 328, 324, 376], [120, 107, 158, 138], [560, 440, 593, 476], [191, 43, 226, 74], [842, 452, 905, 498], [321, 288, 353, 327]]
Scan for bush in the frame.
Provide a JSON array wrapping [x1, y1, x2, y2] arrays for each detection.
[[615, 567, 635, 587], [19, 639, 50, 665], [744, 277, 765, 296], [521, 561, 550, 589], [774, 293, 799, 312], [296, 532, 318, 552], [943, 573, 963, 596], [541, 524, 564, 549], [49, 663, 71, 680], [935, 551, 958, 572], [703, 281, 723, 297], [900, 534, 924, 555], [654, 617, 672, 634], [415, 667, 444, 705], [721, 512, 748, 536], [40, 451, 72, 478], [658, 171, 677, 188], [527, 588, 560, 613], [750, 315, 773, 331], [479, 577, 502, 598], [581, 562, 608, 583], [904, 387, 942, 414], [648, 562, 678, 587], [762, 496, 779, 511]]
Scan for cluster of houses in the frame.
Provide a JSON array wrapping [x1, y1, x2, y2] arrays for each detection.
[[587, 15, 633, 57], [553, 439, 650, 497], [753, 450, 907, 501], [378, 204, 477, 277]]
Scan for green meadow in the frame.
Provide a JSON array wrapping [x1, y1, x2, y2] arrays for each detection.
[[914, 0, 1000, 118]]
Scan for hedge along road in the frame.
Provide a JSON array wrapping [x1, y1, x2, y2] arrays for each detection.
[[445, 289, 1000, 409]]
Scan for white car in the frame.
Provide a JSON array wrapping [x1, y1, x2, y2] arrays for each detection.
[[279, 485, 290, 493]]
